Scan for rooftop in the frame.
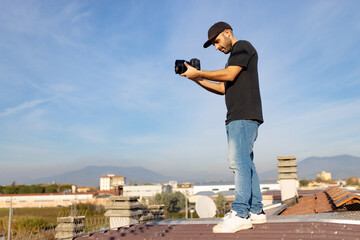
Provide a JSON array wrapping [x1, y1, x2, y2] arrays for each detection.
[[74, 186, 360, 240], [74, 218, 360, 240]]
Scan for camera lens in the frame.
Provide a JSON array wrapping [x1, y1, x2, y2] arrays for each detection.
[[175, 60, 186, 74]]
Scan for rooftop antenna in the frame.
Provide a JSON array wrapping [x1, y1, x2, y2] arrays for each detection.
[[195, 196, 216, 218]]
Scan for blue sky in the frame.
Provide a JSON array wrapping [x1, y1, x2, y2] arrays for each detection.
[[1, 0, 359, 185]]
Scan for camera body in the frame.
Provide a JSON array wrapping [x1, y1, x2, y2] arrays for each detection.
[[175, 58, 201, 74]]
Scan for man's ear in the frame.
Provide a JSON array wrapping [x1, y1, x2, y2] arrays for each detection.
[[223, 29, 232, 37]]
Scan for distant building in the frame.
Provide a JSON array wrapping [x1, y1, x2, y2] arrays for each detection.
[[168, 181, 178, 188], [259, 180, 282, 192], [194, 183, 235, 194], [178, 182, 193, 188], [77, 186, 91, 193], [123, 184, 172, 201], [317, 171, 332, 182], [71, 184, 91, 193], [0, 193, 96, 208], [193, 181, 280, 195], [176, 186, 194, 197], [100, 174, 125, 191], [174, 182, 194, 197]]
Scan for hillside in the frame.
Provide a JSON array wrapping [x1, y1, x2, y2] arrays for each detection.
[[259, 155, 360, 180], [31, 166, 170, 186]]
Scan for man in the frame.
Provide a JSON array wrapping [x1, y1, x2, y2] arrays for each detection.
[[180, 21, 266, 233]]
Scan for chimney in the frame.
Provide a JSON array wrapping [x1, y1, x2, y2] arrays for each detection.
[[277, 156, 298, 205], [104, 196, 143, 229]]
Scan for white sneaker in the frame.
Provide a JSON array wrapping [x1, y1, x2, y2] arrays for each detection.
[[213, 210, 253, 233], [249, 210, 267, 224]]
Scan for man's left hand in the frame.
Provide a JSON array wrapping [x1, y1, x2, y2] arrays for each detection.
[[180, 62, 200, 80]]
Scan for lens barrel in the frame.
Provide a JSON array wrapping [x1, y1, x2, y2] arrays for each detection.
[[175, 60, 186, 74]]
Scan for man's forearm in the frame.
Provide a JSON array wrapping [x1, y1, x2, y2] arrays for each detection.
[[194, 78, 225, 95], [199, 69, 233, 82], [199, 66, 242, 82]]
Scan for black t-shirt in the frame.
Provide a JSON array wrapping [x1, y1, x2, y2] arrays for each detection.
[[225, 40, 263, 125]]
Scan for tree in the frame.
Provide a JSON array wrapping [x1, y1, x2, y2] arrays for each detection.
[[59, 185, 72, 192], [215, 193, 227, 214], [299, 179, 310, 187], [4, 186, 18, 194], [172, 191, 186, 210], [150, 191, 186, 212], [29, 185, 45, 193], [346, 177, 359, 186], [45, 184, 58, 193], [18, 185, 32, 194], [151, 192, 172, 212]]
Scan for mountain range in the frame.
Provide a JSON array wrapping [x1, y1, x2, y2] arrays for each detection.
[[259, 154, 360, 180], [30, 166, 170, 186], [13, 155, 360, 186]]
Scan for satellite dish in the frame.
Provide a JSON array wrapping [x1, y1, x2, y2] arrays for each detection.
[[195, 196, 217, 218]]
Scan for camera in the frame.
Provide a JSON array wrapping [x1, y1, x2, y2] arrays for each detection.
[[174, 58, 201, 74]]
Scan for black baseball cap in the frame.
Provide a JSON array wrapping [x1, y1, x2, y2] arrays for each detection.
[[203, 21, 232, 48]]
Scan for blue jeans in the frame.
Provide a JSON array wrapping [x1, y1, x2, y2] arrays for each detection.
[[226, 120, 263, 218]]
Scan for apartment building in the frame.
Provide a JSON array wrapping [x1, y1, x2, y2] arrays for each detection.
[[100, 174, 125, 191]]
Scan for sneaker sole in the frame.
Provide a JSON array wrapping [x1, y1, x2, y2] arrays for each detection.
[[213, 223, 253, 233], [251, 219, 267, 224]]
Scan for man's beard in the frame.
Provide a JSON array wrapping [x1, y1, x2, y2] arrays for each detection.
[[222, 35, 232, 54]]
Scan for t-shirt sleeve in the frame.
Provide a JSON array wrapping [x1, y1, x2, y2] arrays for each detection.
[[227, 41, 255, 69]]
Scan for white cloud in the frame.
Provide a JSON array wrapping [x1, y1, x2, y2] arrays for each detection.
[[0, 98, 53, 118]]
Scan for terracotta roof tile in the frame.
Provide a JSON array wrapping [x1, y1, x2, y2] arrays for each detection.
[[325, 186, 360, 210], [281, 186, 360, 215], [315, 192, 335, 213], [281, 195, 318, 215]]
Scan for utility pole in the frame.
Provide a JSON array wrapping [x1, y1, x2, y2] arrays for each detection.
[[7, 197, 13, 240], [185, 195, 188, 219]]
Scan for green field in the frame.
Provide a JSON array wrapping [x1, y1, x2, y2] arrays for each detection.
[[0, 207, 65, 226], [0, 204, 106, 237]]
